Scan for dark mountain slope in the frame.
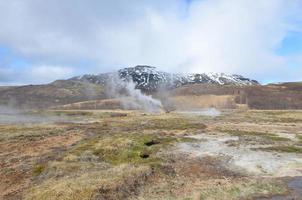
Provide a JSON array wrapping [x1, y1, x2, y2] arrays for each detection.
[[0, 80, 105, 109]]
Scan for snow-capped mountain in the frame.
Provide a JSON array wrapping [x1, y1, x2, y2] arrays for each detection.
[[71, 65, 259, 91]]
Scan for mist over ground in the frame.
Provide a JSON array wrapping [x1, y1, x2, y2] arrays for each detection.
[[0, 106, 79, 124]]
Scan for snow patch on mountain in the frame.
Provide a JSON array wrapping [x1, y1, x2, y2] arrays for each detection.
[[71, 65, 259, 91]]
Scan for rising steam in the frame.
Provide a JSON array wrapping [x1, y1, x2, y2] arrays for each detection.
[[106, 74, 162, 112], [0, 105, 74, 124]]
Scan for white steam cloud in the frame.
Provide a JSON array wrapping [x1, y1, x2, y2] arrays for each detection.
[[106, 74, 162, 112]]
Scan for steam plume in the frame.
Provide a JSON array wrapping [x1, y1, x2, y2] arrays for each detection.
[[106, 74, 162, 112]]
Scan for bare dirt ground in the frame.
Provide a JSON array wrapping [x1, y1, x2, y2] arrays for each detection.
[[0, 109, 301, 200]]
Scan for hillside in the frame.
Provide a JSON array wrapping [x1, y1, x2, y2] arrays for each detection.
[[0, 80, 105, 109], [169, 82, 302, 110], [0, 66, 259, 109], [0, 66, 301, 110], [246, 82, 302, 109]]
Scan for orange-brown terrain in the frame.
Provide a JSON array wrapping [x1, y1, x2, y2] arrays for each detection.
[[1, 109, 302, 200], [1, 76, 302, 200], [1, 81, 301, 110]]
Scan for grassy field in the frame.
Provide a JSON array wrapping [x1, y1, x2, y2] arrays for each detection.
[[1, 109, 302, 200]]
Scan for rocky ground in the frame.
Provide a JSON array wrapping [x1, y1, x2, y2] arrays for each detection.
[[0, 109, 301, 200]]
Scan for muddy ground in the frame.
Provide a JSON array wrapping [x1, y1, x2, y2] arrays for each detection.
[[0, 109, 301, 200]]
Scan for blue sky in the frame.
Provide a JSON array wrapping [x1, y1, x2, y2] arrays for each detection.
[[0, 0, 301, 85], [277, 32, 302, 56]]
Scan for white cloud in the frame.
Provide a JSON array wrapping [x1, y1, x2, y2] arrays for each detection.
[[30, 65, 74, 81], [0, 65, 74, 85], [0, 0, 301, 83]]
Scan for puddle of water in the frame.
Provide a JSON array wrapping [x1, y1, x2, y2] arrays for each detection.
[[257, 176, 302, 200], [288, 177, 302, 196], [176, 108, 221, 117]]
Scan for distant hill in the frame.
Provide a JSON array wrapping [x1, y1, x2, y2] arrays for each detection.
[[245, 82, 302, 109], [169, 82, 302, 110], [0, 80, 105, 109], [0, 65, 301, 110]]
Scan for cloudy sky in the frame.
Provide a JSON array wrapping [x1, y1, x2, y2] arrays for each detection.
[[0, 0, 301, 85]]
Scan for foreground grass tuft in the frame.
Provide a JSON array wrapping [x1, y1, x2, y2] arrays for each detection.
[[199, 179, 286, 200], [25, 165, 151, 200], [33, 164, 45, 176]]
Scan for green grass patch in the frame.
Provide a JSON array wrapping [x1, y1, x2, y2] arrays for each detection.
[[71, 133, 195, 166], [265, 135, 291, 142], [219, 129, 290, 142], [33, 164, 45, 176], [142, 117, 207, 130], [51, 110, 94, 116], [0, 125, 67, 141], [274, 118, 302, 123], [100, 116, 207, 134], [258, 146, 302, 153], [296, 134, 302, 144]]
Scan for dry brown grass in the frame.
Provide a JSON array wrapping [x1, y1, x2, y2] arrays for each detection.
[[171, 95, 236, 109], [0, 123, 85, 199], [25, 165, 151, 200], [1, 109, 302, 199], [54, 98, 123, 110], [198, 179, 286, 200]]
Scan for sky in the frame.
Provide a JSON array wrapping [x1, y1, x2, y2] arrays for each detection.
[[0, 0, 301, 85]]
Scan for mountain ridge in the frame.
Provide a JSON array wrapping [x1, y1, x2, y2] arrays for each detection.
[[71, 65, 259, 91], [2, 65, 301, 110]]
